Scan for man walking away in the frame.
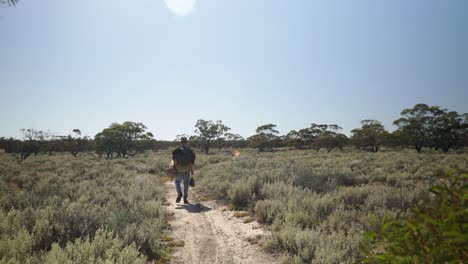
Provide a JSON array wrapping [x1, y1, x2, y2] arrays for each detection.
[[171, 137, 196, 204]]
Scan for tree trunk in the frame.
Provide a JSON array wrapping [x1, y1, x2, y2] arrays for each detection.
[[204, 140, 211, 154], [415, 145, 422, 153]]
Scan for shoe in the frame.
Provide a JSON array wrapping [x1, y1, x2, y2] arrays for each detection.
[[176, 195, 182, 203], [183, 199, 189, 204]]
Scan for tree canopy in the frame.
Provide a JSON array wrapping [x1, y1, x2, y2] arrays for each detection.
[[309, 124, 347, 152], [0, 103, 466, 157], [1, 0, 19, 7], [248, 124, 280, 152], [194, 119, 230, 154], [94, 121, 153, 158], [394, 104, 467, 153], [351, 120, 388, 152]]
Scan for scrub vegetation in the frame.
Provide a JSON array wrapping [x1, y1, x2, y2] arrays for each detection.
[[1, 145, 466, 263], [0, 151, 171, 263], [0, 149, 233, 263], [360, 171, 467, 263], [196, 148, 467, 263], [0, 119, 466, 263]]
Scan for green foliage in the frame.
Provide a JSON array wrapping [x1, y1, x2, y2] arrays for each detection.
[[285, 130, 305, 149], [432, 111, 467, 152], [309, 124, 348, 153], [2, 104, 465, 157], [393, 103, 467, 152], [248, 124, 280, 152], [5, 128, 52, 160], [194, 119, 231, 154], [312, 132, 348, 153], [359, 171, 468, 263], [282, 123, 349, 152], [94, 121, 153, 158], [351, 120, 388, 152], [60, 129, 92, 157], [42, 229, 145, 264]]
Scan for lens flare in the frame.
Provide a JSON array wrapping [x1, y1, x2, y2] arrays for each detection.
[[164, 0, 196, 16]]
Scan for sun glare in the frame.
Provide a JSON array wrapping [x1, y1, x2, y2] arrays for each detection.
[[164, 0, 196, 16]]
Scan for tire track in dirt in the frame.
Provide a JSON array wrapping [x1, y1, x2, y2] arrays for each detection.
[[164, 181, 277, 264]]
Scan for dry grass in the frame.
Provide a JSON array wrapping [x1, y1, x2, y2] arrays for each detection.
[[160, 175, 172, 183], [160, 235, 175, 242], [243, 216, 256, 223], [169, 240, 185, 247], [246, 234, 263, 244], [233, 211, 250, 218]]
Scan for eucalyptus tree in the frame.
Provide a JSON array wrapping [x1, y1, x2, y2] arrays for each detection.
[[431, 110, 467, 152], [194, 119, 231, 154], [18, 129, 51, 159], [0, 137, 21, 155], [64, 129, 91, 157], [286, 128, 315, 149], [248, 124, 279, 152], [394, 104, 466, 152], [286, 130, 302, 149], [351, 120, 388, 152], [1, 0, 19, 7], [393, 104, 442, 152], [310, 124, 347, 152], [95, 121, 153, 158], [222, 133, 244, 148]]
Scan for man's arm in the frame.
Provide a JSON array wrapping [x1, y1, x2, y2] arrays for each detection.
[[171, 147, 181, 163], [190, 150, 196, 175], [191, 151, 196, 163]]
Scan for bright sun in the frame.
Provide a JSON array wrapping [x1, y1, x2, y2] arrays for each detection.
[[163, 0, 196, 16]]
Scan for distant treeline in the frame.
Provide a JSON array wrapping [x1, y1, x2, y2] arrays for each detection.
[[0, 124, 174, 160], [1, 103, 467, 159]]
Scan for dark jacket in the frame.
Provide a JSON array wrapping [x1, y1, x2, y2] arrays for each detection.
[[171, 146, 196, 172]]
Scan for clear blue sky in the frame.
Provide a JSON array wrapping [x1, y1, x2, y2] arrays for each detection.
[[1, 0, 467, 140]]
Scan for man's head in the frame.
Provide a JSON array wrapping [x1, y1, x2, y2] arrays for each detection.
[[180, 137, 188, 146]]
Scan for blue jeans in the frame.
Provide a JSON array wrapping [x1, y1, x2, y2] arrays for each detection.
[[175, 172, 190, 199]]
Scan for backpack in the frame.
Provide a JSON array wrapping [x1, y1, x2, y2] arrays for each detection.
[[172, 146, 194, 167]]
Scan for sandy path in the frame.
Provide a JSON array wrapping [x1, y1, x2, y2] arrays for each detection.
[[164, 181, 277, 264]]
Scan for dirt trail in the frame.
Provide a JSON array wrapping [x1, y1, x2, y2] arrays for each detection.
[[164, 181, 277, 264]]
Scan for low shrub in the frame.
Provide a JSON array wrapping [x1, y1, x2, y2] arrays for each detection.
[[360, 172, 467, 263], [265, 223, 362, 264], [0, 152, 167, 262], [228, 176, 262, 209], [255, 199, 284, 224], [195, 149, 467, 263], [42, 229, 145, 264]]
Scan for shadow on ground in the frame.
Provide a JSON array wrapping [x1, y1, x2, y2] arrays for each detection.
[[175, 203, 212, 213]]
